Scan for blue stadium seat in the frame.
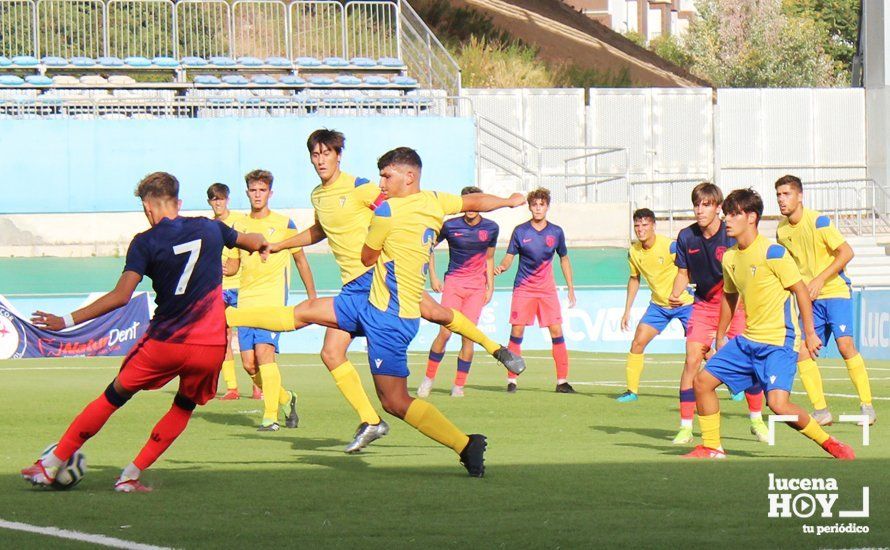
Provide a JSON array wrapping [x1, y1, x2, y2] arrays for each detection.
[[363, 75, 390, 86], [25, 75, 52, 86], [378, 57, 404, 67], [207, 97, 235, 104], [0, 75, 25, 86], [295, 56, 322, 67], [237, 56, 263, 67], [0, 56, 10, 67], [97, 56, 124, 66], [181, 56, 208, 67], [379, 97, 402, 105], [308, 76, 333, 86], [392, 76, 418, 86], [265, 96, 290, 105], [209, 56, 236, 67], [37, 96, 63, 105], [279, 75, 306, 86], [152, 56, 179, 67], [12, 55, 39, 67], [41, 56, 68, 67], [292, 96, 319, 105], [350, 95, 374, 104], [265, 56, 291, 67], [336, 75, 362, 86], [350, 57, 377, 67], [323, 56, 349, 67], [70, 56, 96, 67], [237, 96, 261, 104], [194, 74, 221, 85], [221, 74, 249, 85], [251, 74, 278, 85], [322, 97, 348, 104], [124, 56, 152, 67]]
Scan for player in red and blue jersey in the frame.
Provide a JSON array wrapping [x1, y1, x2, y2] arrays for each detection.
[[495, 187, 576, 393], [23, 172, 268, 492], [668, 183, 767, 445], [419, 186, 500, 398]]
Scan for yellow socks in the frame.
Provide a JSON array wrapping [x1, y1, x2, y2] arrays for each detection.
[[445, 309, 500, 355], [845, 354, 873, 405], [626, 353, 644, 394], [331, 361, 381, 425], [404, 399, 470, 454], [221, 359, 238, 391], [699, 412, 722, 450], [226, 306, 295, 332], [799, 418, 830, 445], [258, 363, 282, 424], [797, 358, 827, 410]]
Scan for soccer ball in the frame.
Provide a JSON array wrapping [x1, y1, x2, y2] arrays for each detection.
[[40, 444, 87, 490]]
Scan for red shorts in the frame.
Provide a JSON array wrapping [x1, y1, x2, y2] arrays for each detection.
[[117, 336, 225, 406], [687, 296, 746, 346], [510, 291, 562, 327], [440, 281, 486, 323]]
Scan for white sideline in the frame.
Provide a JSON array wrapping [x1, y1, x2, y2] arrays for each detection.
[[573, 380, 890, 400], [0, 519, 172, 550]]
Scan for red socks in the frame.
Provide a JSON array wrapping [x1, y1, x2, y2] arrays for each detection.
[[552, 336, 569, 380], [55, 393, 120, 461], [133, 403, 193, 471], [426, 351, 445, 379], [745, 384, 763, 415]]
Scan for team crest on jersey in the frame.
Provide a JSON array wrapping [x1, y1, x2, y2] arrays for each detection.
[[339, 196, 347, 207], [478, 229, 489, 242], [545, 235, 556, 248], [658, 256, 665, 265], [751, 266, 757, 276], [715, 246, 727, 261]]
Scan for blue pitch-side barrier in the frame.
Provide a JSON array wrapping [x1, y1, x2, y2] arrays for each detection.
[[0, 117, 476, 214], [6, 288, 890, 360]]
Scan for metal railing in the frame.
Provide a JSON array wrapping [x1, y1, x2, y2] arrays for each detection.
[[107, 0, 175, 59], [397, 0, 459, 95], [804, 178, 890, 237]]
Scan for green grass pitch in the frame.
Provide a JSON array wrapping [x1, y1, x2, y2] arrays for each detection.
[[1, 351, 887, 548]]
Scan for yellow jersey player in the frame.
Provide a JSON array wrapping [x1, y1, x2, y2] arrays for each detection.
[[684, 188, 854, 460], [207, 182, 254, 401], [226, 129, 525, 454], [226, 170, 317, 431], [775, 175, 875, 426], [617, 208, 693, 402], [356, 147, 523, 476]]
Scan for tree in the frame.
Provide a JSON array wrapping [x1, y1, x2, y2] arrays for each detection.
[[684, 0, 840, 87], [782, 0, 859, 81]]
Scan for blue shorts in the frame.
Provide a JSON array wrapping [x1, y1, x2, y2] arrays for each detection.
[[811, 298, 855, 343], [333, 271, 373, 336], [222, 288, 238, 308], [356, 304, 420, 378], [640, 303, 691, 334], [704, 336, 797, 394], [237, 327, 280, 353]]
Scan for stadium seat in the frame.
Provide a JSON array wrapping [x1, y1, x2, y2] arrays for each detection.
[[350, 57, 377, 67], [265, 96, 290, 105], [107, 75, 136, 85], [207, 97, 235, 104], [293, 96, 319, 105], [237, 96, 261, 104], [251, 74, 278, 85], [37, 96, 63, 105], [0, 75, 24, 86], [194, 75, 222, 85], [41, 56, 68, 67], [97, 56, 124, 67], [237, 56, 263, 67], [279, 75, 306, 86], [152, 56, 179, 67], [363, 75, 390, 86], [181, 56, 208, 67], [12, 56, 39, 67], [71, 57, 97, 67], [378, 57, 404, 67], [322, 97, 348, 104], [221, 75, 249, 85], [336, 75, 362, 86], [265, 56, 291, 67], [25, 75, 52, 86], [209, 56, 237, 67], [81, 75, 107, 85], [392, 76, 418, 86], [295, 56, 322, 67], [323, 57, 349, 67], [0, 56, 10, 67], [52, 75, 79, 85], [308, 76, 334, 86], [350, 95, 374, 104], [124, 56, 152, 67]]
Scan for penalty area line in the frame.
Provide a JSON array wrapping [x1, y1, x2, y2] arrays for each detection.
[[0, 519, 173, 550]]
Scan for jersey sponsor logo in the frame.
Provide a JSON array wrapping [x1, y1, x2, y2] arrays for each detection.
[[453, 232, 464, 237], [689, 248, 701, 254], [545, 235, 556, 248], [840, 324, 847, 333], [339, 196, 347, 207], [715, 246, 727, 262], [374, 358, 383, 369], [522, 238, 532, 243], [478, 229, 489, 242], [0, 306, 26, 359]]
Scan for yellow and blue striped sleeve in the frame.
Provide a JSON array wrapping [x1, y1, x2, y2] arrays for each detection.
[[766, 244, 802, 289], [365, 201, 393, 251], [815, 214, 846, 252]]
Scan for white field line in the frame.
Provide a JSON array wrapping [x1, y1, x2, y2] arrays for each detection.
[[0, 519, 172, 550], [573, 381, 890, 401]]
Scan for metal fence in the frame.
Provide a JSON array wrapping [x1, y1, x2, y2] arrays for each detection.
[[107, 0, 175, 59], [290, 0, 342, 60], [0, 0, 36, 56]]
